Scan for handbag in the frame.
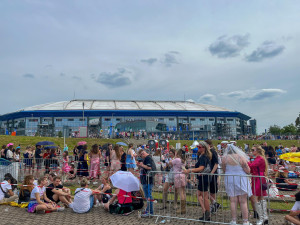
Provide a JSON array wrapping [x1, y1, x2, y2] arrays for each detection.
[[0, 183, 11, 198], [257, 167, 268, 191]]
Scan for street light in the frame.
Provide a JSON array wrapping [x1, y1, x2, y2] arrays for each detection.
[[111, 113, 115, 138]]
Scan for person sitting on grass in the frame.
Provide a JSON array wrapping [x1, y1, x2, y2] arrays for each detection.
[[104, 188, 133, 215], [0, 173, 18, 204], [27, 176, 64, 213], [67, 163, 77, 181], [285, 191, 300, 225], [69, 178, 100, 213], [46, 176, 72, 207], [276, 167, 298, 191]]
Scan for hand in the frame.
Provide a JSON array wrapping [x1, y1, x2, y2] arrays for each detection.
[[183, 169, 189, 174]]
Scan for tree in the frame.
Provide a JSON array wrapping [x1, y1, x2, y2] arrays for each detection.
[[281, 123, 298, 135], [58, 131, 63, 137], [268, 125, 282, 135]]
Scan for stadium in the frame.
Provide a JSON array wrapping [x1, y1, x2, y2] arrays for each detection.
[[0, 100, 255, 138]]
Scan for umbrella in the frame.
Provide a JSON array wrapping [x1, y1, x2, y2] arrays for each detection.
[[280, 152, 300, 162], [36, 141, 54, 146], [77, 141, 87, 146], [7, 143, 14, 147], [44, 146, 57, 149], [116, 142, 128, 146], [110, 171, 140, 192], [190, 141, 199, 149]]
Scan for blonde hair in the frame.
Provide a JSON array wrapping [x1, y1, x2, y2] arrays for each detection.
[[198, 141, 212, 160], [253, 145, 269, 176], [80, 178, 88, 187]]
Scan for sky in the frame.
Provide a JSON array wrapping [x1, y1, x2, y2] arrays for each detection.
[[0, 0, 300, 133]]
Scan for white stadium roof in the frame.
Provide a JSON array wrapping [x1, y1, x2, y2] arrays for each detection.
[[18, 100, 232, 112]]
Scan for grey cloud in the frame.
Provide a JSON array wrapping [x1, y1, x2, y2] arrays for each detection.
[[245, 41, 285, 62], [22, 73, 35, 78], [162, 51, 180, 67], [209, 34, 250, 58], [140, 58, 157, 66], [72, 76, 81, 80], [45, 65, 53, 69], [60, 73, 66, 77], [221, 89, 286, 101], [199, 94, 216, 103], [93, 68, 132, 88]]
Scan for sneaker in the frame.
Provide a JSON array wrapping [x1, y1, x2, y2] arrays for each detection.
[[212, 202, 220, 213], [57, 207, 65, 212], [210, 204, 215, 213], [141, 212, 152, 218]]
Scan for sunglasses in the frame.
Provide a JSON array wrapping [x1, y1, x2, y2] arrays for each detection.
[[251, 149, 256, 151]]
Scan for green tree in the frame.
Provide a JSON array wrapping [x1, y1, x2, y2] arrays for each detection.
[[268, 125, 282, 135], [58, 131, 63, 137], [281, 123, 298, 135]]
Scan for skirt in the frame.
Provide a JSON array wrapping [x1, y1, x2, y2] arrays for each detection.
[[27, 200, 39, 213]]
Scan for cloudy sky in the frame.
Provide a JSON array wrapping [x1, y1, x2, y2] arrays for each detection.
[[1, 0, 300, 133]]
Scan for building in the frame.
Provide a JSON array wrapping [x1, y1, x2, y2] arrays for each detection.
[[0, 100, 251, 138], [249, 119, 257, 135]]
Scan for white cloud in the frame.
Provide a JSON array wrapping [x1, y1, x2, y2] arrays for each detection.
[[199, 94, 216, 103], [221, 89, 286, 101]]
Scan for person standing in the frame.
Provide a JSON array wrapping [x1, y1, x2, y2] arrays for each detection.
[[89, 144, 101, 180], [222, 145, 252, 225], [126, 143, 136, 172], [110, 145, 121, 174], [248, 145, 268, 225], [35, 145, 43, 177], [137, 149, 155, 217]]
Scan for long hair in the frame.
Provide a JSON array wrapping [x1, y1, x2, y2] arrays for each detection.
[[20, 175, 34, 194], [91, 144, 99, 154], [114, 145, 121, 160], [198, 141, 212, 160], [253, 145, 269, 176], [176, 149, 186, 163]]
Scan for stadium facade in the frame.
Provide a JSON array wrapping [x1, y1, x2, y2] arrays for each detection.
[[0, 100, 254, 138]]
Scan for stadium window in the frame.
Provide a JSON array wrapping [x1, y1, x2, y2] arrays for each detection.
[[56, 119, 62, 122], [29, 119, 38, 122], [116, 118, 121, 121], [79, 118, 85, 121], [209, 118, 215, 121], [200, 118, 205, 121], [190, 118, 196, 121], [169, 118, 175, 121], [104, 118, 111, 121], [68, 119, 74, 121], [227, 119, 233, 121]]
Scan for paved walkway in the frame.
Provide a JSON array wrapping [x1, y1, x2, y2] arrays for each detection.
[[0, 204, 286, 225]]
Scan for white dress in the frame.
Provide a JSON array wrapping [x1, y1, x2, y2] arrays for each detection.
[[224, 163, 252, 197]]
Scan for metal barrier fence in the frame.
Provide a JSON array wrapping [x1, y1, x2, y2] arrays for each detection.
[[145, 171, 271, 224]]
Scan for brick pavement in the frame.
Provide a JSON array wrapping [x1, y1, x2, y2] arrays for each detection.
[[0, 204, 286, 225]]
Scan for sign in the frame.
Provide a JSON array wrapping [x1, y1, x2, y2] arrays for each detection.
[[78, 126, 88, 138], [176, 143, 181, 149]]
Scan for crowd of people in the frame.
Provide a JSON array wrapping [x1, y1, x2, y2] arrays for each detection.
[[1, 140, 300, 224]]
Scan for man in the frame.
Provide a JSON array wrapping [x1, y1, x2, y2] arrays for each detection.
[[105, 144, 112, 171], [0, 173, 18, 203], [205, 139, 221, 213], [46, 176, 72, 206], [137, 149, 154, 217]]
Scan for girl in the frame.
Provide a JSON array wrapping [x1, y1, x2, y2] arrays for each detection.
[[170, 149, 186, 214], [95, 174, 112, 205], [62, 151, 71, 181], [14, 147, 21, 162], [89, 144, 101, 180], [119, 146, 127, 171], [248, 145, 269, 225], [77, 145, 89, 178], [23, 146, 33, 175], [184, 141, 212, 221], [222, 144, 252, 225], [19, 175, 34, 204], [27, 176, 64, 213], [110, 145, 121, 175], [126, 143, 136, 172]]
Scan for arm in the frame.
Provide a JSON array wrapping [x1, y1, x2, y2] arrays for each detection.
[[107, 189, 119, 205], [211, 163, 218, 174], [84, 153, 88, 161]]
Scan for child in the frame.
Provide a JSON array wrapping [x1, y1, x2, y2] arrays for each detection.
[[67, 163, 77, 181], [285, 191, 300, 225], [62, 151, 71, 181]]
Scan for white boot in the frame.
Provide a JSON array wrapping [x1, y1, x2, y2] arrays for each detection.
[[255, 201, 264, 225], [262, 200, 269, 224]]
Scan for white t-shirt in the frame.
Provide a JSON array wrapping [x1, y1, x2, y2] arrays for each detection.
[[70, 188, 93, 213], [6, 150, 13, 159], [292, 201, 300, 211], [30, 186, 46, 200], [0, 181, 12, 201], [217, 144, 221, 151]]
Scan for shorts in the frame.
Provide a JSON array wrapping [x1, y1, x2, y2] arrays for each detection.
[[163, 173, 174, 184], [209, 175, 218, 194], [198, 175, 210, 192]]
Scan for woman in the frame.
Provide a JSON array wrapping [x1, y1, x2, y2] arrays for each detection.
[[126, 143, 136, 172], [19, 175, 34, 204], [28, 176, 64, 213], [266, 146, 276, 170], [23, 146, 33, 175], [184, 141, 212, 221], [119, 146, 127, 171], [275, 167, 298, 190], [89, 144, 101, 180], [77, 145, 89, 178], [110, 145, 121, 174], [14, 147, 21, 162], [104, 188, 133, 215], [49, 148, 59, 173], [95, 174, 112, 205], [160, 148, 176, 210], [222, 144, 252, 225], [248, 145, 269, 225], [0, 145, 6, 158], [170, 149, 186, 214]]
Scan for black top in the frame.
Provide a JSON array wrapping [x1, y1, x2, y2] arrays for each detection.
[[120, 153, 127, 171], [210, 148, 219, 174], [140, 155, 154, 185], [35, 149, 42, 159], [195, 154, 210, 178], [46, 183, 63, 200]]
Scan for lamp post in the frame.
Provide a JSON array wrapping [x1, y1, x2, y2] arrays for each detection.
[[111, 113, 115, 138]]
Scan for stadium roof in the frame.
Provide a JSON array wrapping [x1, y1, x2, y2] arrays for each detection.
[[0, 100, 251, 121], [18, 100, 231, 112]]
